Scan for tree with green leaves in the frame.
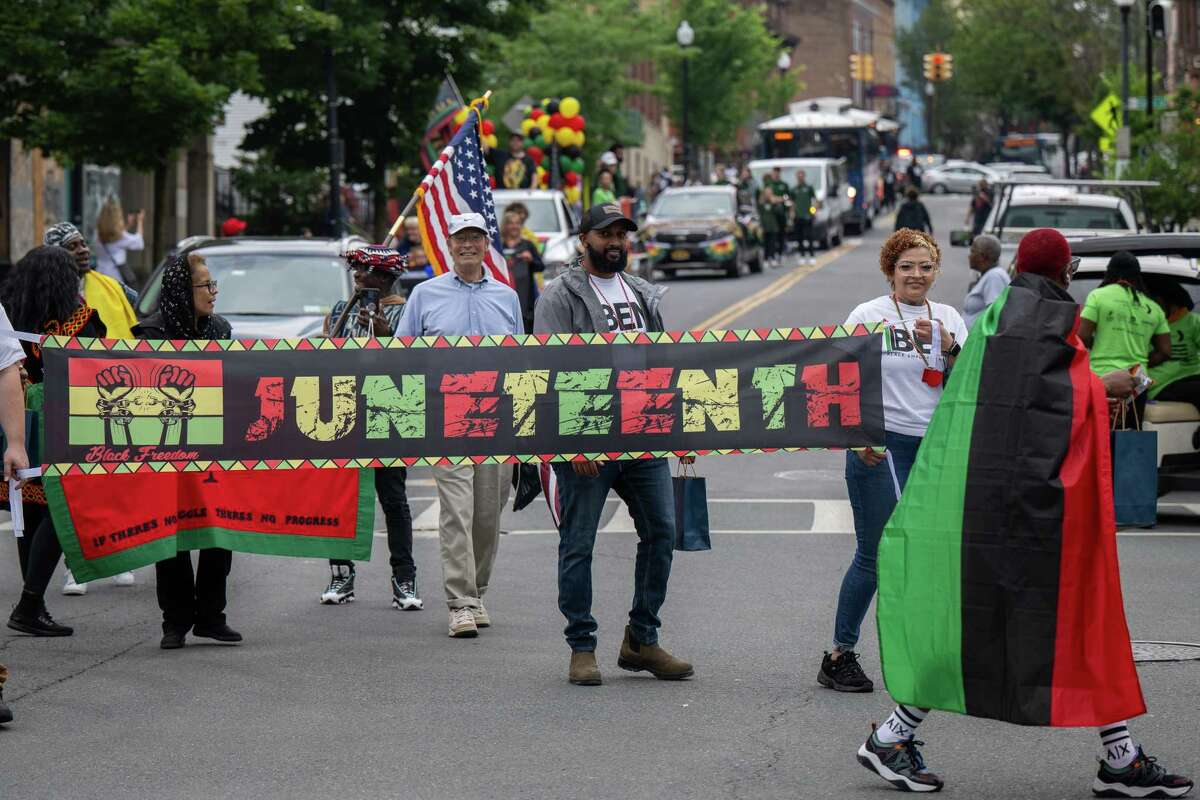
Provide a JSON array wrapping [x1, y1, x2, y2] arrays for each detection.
[[0, 0, 331, 258], [1124, 87, 1200, 231], [896, 0, 976, 154]]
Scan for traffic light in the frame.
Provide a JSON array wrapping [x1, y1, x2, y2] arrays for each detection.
[[939, 53, 953, 80], [922, 52, 953, 82], [851, 53, 875, 82], [850, 53, 862, 80], [1149, 1, 1168, 40], [923, 53, 936, 81]]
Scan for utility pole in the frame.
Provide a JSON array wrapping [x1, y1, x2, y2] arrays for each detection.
[[1146, 0, 1154, 122], [325, 1, 343, 238]]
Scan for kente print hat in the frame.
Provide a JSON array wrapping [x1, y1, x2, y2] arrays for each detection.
[[343, 245, 407, 275]]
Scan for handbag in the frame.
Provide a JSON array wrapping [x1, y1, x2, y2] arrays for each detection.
[[672, 461, 711, 552], [1111, 401, 1157, 527]]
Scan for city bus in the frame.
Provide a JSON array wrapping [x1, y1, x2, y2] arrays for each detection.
[[755, 97, 893, 234], [990, 133, 1066, 178]]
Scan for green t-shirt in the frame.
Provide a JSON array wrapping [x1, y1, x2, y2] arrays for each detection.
[[790, 183, 817, 219], [1080, 283, 1169, 375], [591, 187, 617, 206], [1148, 312, 1200, 398]]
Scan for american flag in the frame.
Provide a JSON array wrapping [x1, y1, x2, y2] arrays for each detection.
[[416, 109, 512, 286]]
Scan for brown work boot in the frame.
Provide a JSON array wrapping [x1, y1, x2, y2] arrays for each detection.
[[617, 625, 694, 680], [568, 651, 602, 686]]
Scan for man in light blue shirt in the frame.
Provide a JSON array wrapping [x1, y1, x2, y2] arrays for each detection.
[[398, 213, 520, 639], [963, 234, 1009, 327]]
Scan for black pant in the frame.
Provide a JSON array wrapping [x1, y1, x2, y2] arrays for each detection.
[[1153, 375, 1200, 410], [793, 217, 815, 257], [764, 232, 782, 260], [16, 503, 49, 581], [331, 467, 414, 581], [21, 509, 61, 599], [155, 549, 232, 633]]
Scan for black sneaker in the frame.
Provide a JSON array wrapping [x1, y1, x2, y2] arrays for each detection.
[[391, 575, 423, 610], [192, 623, 242, 643], [7, 604, 74, 637], [0, 684, 12, 724], [160, 629, 187, 650], [857, 728, 944, 793], [818, 650, 874, 692], [320, 565, 355, 605], [1093, 749, 1193, 798]]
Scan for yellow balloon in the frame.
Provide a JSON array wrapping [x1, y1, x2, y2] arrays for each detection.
[[560, 97, 581, 118], [555, 126, 574, 147], [520, 118, 536, 135], [485, 134, 499, 150], [574, 130, 586, 148], [453, 107, 470, 125]]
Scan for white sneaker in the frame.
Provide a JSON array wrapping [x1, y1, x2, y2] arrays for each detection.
[[111, 571, 135, 587], [472, 603, 491, 628], [62, 571, 87, 596], [808, 256, 817, 265], [448, 607, 478, 638]]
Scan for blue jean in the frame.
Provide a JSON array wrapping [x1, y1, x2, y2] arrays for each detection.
[[834, 431, 922, 651], [553, 458, 675, 652]]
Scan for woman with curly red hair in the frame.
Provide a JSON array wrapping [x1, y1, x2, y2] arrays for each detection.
[[817, 228, 968, 695]]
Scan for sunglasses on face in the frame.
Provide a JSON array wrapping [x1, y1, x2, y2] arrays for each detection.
[[193, 281, 218, 293], [1067, 256, 1081, 277]]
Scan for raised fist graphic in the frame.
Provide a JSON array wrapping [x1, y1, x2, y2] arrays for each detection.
[[155, 365, 196, 403], [96, 365, 135, 402]]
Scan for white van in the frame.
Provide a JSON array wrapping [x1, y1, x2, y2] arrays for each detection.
[[747, 158, 849, 249]]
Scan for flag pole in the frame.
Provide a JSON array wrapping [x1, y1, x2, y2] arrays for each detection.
[[383, 90, 492, 247]]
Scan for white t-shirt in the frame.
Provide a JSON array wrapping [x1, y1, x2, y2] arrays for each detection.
[[588, 273, 647, 333], [93, 231, 145, 282], [0, 302, 27, 371], [844, 295, 969, 437]]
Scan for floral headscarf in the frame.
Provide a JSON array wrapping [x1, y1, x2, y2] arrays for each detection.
[[159, 254, 213, 339], [43, 221, 84, 248]]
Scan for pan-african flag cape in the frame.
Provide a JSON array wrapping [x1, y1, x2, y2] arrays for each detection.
[[877, 272, 1145, 726]]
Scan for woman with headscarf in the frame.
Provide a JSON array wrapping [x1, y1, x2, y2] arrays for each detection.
[[4, 246, 109, 637], [133, 252, 239, 650]]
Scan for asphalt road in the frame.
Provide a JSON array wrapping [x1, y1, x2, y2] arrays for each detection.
[[3, 196, 1198, 800]]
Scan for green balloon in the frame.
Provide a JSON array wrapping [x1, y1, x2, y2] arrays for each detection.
[[523, 137, 534, 149], [572, 157, 585, 174], [532, 134, 545, 149]]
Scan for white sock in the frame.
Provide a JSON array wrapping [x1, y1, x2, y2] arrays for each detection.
[[876, 705, 928, 744], [1099, 722, 1138, 770]]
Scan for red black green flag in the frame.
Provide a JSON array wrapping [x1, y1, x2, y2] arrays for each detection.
[[877, 273, 1145, 727]]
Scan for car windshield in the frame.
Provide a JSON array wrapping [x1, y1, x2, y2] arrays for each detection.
[[652, 192, 735, 218], [494, 198, 559, 233], [1000, 204, 1128, 230], [749, 167, 825, 195], [138, 253, 348, 316]]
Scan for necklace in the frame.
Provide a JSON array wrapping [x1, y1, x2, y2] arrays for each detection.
[[891, 294, 942, 388], [588, 273, 639, 330]]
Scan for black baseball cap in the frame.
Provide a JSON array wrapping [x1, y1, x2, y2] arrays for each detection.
[[580, 202, 638, 233]]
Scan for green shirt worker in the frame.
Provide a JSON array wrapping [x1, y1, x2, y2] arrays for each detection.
[[1147, 279, 1200, 416], [789, 170, 818, 265]]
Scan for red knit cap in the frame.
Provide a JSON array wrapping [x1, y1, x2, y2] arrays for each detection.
[[1015, 228, 1071, 277]]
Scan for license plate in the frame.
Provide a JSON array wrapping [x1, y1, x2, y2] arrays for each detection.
[[670, 249, 690, 261]]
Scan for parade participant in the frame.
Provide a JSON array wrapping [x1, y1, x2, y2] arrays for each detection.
[[0, 295, 30, 724], [592, 170, 617, 206], [500, 209, 544, 332], [965, 179, 993, 238], [93, 198, 145, 287], [397, 217, 423, 257], [860, 229, 1192, 798], [534, 202, 693, 687], [817, 229, 967, 694], [790, 170, 818, 266], [1147, 280, 1200, 410], [43, 222, 138, 339], [407, 243, 430, 273], [499, 133, 536, 189], [317, 246, 420, 610], [882, 161, 897, 211], [760, 167, 790, 267], [894, 187, 933, 234], [962, 234, 1008, 326], [499, 202, 540, 250], [1079, 251, 1171, 425], [5, 247, 108, 637], [133, 253, 242, 650], [396, 213, 522, 638]]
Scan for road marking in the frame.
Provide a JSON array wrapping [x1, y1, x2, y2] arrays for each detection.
[[411, 499, 441, 531], [694, 241, 861, 331]]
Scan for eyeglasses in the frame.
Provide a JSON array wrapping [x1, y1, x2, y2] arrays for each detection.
[[895, 261, 937, 275], [193, 281, 218, 293], [1067, 256, 1081, 277]]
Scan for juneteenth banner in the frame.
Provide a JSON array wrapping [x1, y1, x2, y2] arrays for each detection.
[[37, 326, 886, 474]]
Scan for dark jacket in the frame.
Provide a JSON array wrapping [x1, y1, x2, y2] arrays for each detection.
[[533, 259, 667, 334], [132, 312, 233, 340], [895, 200, 934, 234]]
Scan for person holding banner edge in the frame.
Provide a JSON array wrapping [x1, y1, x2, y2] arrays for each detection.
[[318, 246, 421, 612], [534, 202, 694, 687], [396, 212, 522, 639], [133, 253, 241, 650], [0, 296, 30, 724]]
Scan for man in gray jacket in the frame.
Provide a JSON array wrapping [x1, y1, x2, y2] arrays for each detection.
[[534, 203, 694, 687]]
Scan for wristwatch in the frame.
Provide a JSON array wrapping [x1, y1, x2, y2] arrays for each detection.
[[944, 341, 962, 358]]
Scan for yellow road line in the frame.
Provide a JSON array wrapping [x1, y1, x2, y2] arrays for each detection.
[[695, 240, 861, 331]]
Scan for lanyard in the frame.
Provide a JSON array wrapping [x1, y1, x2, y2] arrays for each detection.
[[891, 294, 942, 387], [589, 274, 636, 315]]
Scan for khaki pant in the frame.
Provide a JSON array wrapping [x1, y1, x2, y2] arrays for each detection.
[[433, 463, 510, 609], [0, 663, 8, 686]]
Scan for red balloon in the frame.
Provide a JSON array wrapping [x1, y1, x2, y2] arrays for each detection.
[[489, 175, 497, 189], [564, 171, 580, 187], [569, 115, 586, 132], [540, 172, 550, 188], [481, 119, 495, 136], [530, 108, 544, 120], [527, 145, 544, 165], [549, 112, 566, 129]]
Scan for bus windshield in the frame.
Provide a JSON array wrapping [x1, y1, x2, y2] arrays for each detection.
[[761, 128, 870, 171]]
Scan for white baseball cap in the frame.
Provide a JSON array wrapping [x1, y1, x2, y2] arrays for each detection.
[[599, 151, 618, 167], [448, 212, 489, 236]]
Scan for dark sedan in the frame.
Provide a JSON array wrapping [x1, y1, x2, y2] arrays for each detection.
[[641, 186, 763, 279]]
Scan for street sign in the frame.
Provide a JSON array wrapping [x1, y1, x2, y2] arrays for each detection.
[[1126, 96, 1169, 111], [1116, 126, 1131, 159], [1091, 93, 1121, 138]]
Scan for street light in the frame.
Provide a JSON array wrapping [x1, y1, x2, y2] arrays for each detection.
[[777, 51, 792, 72], [677, 20, 694, 182]]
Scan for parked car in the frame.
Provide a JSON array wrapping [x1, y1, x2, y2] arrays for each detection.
[[985, 162, 1050, 180], [137, 236, 369, 338], [747, 157, 848, 249], [1067, 234, 1200, 494], [921, 161, 1001, 194], [641, 185, 763, 279], [492, 189, 579, 280]]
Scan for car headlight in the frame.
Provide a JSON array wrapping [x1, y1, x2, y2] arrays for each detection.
[[847, 186, 858, 200]]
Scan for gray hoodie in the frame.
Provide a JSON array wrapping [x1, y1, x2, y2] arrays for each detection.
[[533, 259, 668, 334]]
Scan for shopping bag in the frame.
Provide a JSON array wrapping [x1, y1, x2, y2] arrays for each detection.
[[672, 462, 711, 552], [1111, 401, 1157, 527]]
